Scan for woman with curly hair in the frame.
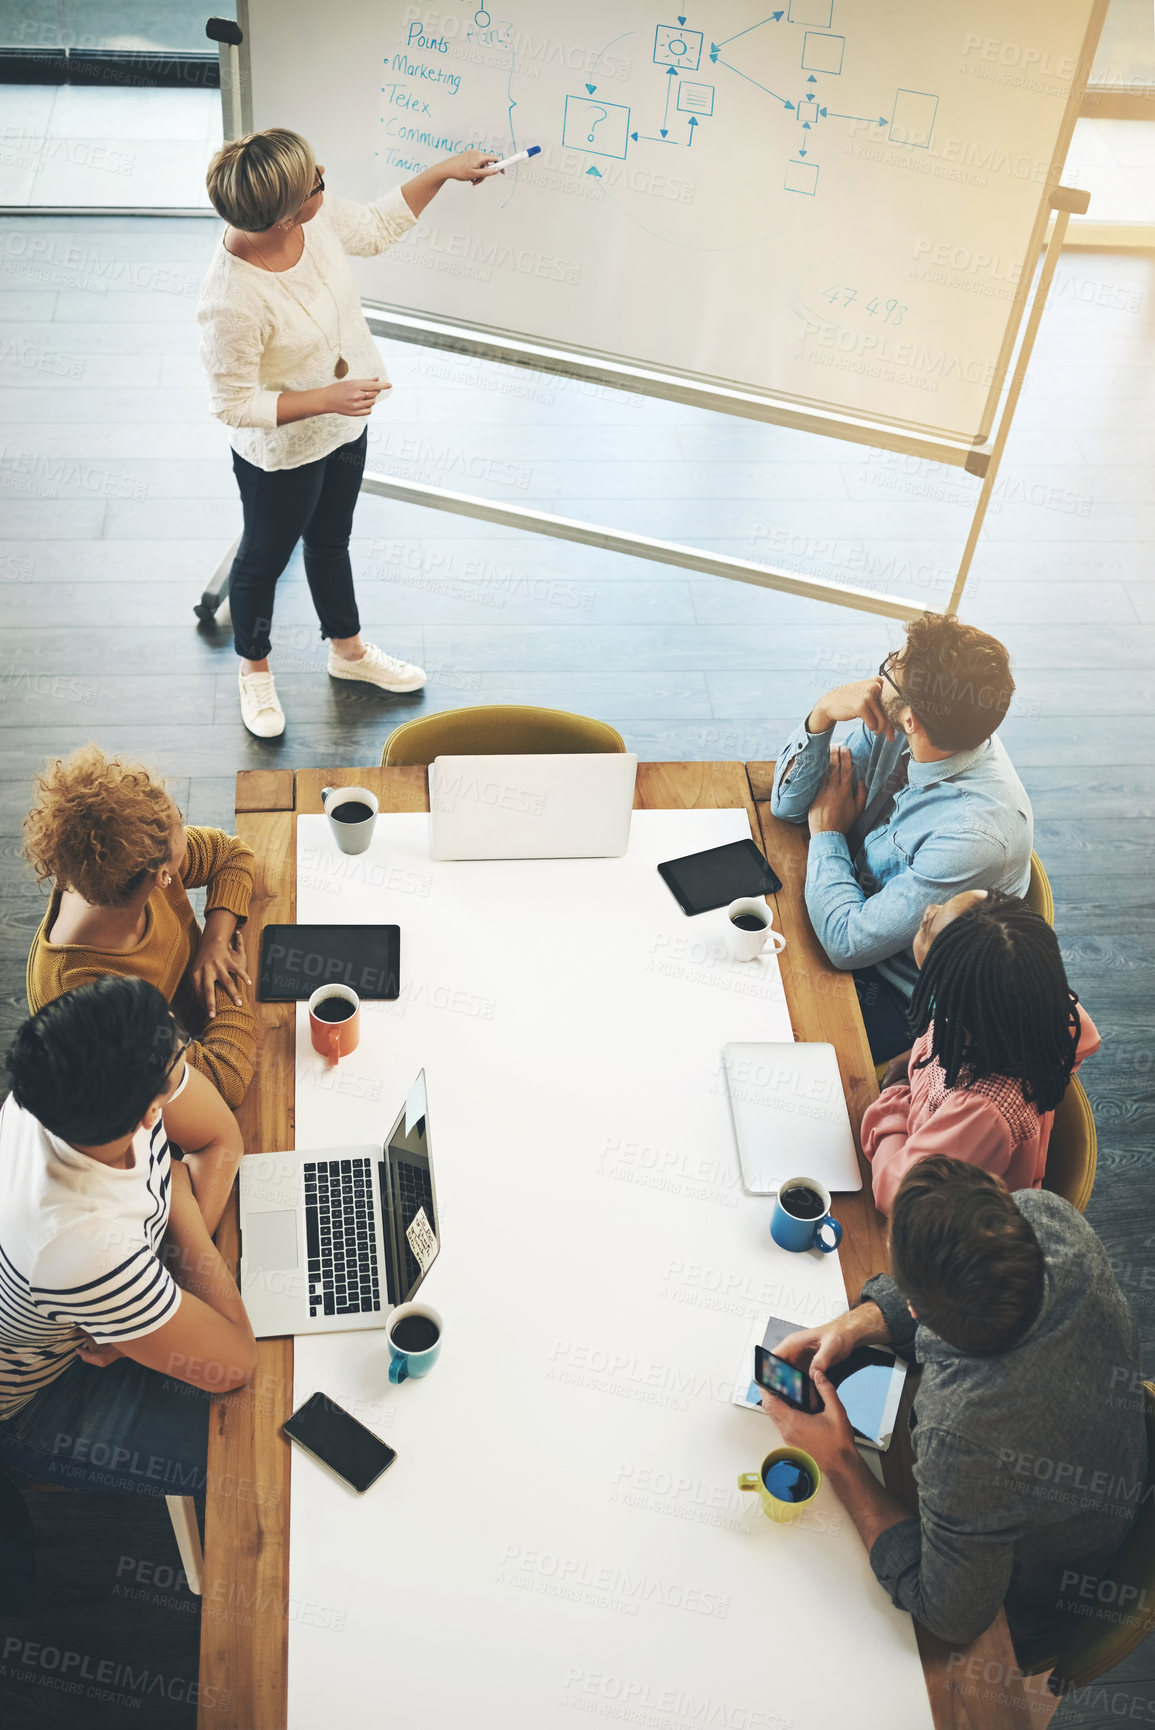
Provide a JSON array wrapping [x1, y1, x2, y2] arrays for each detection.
[[861, 889, 1099, 1215], [24, 747, 256, 1115]]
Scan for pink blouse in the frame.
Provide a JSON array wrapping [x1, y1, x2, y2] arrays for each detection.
[[861, 1005, 1100, 1215]]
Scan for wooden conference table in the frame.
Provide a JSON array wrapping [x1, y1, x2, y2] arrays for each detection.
[[198, 761, 1058, 1730]]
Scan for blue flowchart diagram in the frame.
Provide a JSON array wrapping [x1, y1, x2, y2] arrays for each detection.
[[560, 5, 938, 195]]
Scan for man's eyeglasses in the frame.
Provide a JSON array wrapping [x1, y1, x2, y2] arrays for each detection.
[[308, 174, 325, 198], [878, 655, 907, 702]]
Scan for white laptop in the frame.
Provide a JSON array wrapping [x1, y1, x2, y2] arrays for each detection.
[[428, 752, 638, 860], [722, 1042, 862, 1195], [239, 1071, 438, 1338]]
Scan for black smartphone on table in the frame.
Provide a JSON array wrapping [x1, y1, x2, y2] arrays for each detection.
[[754, 1345, 823, 1414], [282, 1392, 397, 1492]]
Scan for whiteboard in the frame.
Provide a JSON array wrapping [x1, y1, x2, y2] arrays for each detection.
[[241, 0, 1103, 446]]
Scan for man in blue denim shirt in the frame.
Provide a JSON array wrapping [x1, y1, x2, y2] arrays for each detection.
[[771, 615, 1033, 1061]]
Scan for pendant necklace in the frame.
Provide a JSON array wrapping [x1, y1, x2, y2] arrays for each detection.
[[245, 228, 349, 378]]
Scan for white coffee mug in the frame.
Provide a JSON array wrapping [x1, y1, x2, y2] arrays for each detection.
[[725, 897, 786, 962]]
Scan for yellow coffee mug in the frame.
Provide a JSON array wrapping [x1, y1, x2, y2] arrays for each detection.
[[738, 1448, 821, 1524]]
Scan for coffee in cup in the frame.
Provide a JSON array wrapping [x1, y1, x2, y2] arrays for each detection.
[[725, 897, 786, 962], [387, 1302, 442, 1384], [738, 1447, 822, 1523], [321, 784, 379, 856], [308, 984, 360, 1066], [770, 1175, 842, 1254]]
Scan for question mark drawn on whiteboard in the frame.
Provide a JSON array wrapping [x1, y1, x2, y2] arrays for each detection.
[[586, 105, 608, 143]]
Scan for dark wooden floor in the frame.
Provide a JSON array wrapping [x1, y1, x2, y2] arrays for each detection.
[[1, 215, 1154, 1728]]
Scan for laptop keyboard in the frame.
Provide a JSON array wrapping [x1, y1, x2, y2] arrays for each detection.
[[303, 1157, 381, 1318], [396, 1157, 435, 1291]]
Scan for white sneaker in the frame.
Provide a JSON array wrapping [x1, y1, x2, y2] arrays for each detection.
[[327, 641, 427, 693], [238, 666, 285, 738]]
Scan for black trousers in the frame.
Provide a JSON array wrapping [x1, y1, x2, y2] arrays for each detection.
[[853, 965, 915, 1065], [228, 430, 366, 660]]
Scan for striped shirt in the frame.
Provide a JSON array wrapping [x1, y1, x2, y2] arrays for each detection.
[[0, 1083, 186, 1421]]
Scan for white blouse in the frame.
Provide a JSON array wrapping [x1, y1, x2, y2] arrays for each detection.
[[196, 186, 417, 472]]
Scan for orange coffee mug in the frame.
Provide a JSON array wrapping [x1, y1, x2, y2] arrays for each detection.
[[308, 985, 360, 1067]]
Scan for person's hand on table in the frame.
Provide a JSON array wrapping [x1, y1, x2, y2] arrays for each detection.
[[190, 915, 251, 1018], [807, 677, 896, 742], [760, 1371, 857, 1474], [776, 1300, 889, 1376], [880, 1051, 911, 1090], [807, 745, 866, 837]]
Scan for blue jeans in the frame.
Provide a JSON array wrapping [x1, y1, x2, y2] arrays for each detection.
[[0, 1358, 209, 1498]]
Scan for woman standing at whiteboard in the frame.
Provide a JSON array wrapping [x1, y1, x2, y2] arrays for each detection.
[[198, 128, 496, 737]]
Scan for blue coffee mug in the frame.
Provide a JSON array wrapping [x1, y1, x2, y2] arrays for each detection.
[[387, 1302, 442, 1383], [771, 1176, 842, 1254]]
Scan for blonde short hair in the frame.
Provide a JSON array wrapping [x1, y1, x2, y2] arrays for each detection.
[[206, 127, 316, 231]]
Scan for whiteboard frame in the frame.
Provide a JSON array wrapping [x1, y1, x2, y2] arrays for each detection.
[[226, 0, 1106, 621]]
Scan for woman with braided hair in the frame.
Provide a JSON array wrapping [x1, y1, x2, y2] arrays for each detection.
[[860, 890, 1099, 1214]]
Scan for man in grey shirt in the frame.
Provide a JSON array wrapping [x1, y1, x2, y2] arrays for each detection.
[[766, 1157, 1145, 1651]]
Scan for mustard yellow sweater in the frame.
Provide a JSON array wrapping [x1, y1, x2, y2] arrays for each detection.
[[27, 826, 256, 1110]]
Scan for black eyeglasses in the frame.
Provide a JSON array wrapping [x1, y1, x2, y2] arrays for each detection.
[[165, 1028, 192, 1080], [308, 174, 325, 198], [878, 655, 906, 701]]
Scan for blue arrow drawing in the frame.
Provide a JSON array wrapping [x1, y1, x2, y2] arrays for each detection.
[[688, 114, 699, 144], [661, 64, 678, 136], [586, 83, 596, 94], [709, 12, 784, 53], [827, 109, 888, 125], [712, 56, 794, 107]]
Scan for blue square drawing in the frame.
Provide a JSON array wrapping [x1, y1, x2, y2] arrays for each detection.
[[677, 80, 714, 116], [785, 159, 819, 196], [788, 0, 834, 24], [562, 94, 630, 159], [890, 89, 938, 148], [654, 23, 703, 71], [801, 32, 844, 74]]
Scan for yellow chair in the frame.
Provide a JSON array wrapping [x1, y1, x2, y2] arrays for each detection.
[[1019, 1384, 1155, 1693], [1042, 1072, 1097, 1214], [1026, 851, 1055, 925], [381, 704, 626, 767]]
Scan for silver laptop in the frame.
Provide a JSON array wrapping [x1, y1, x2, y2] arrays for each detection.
[[239, 1071, 438, 1338], [428, 752, 638, 860], [722, 1042, 862, 1195]]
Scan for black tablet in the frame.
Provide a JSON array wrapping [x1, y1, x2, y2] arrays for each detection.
[[258, 925, 400, 1002], [657, 838, 782, 917]]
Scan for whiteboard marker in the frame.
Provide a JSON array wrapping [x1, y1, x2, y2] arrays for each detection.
[[486, 145, 542, 172]]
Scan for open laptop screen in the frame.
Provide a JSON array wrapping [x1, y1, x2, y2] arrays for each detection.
[[378, 1071, 439, 1305]]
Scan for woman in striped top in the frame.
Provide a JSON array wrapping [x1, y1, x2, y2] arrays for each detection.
[[0, 979, 255, 1504]]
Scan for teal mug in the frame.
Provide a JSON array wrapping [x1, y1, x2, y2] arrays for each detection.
[[770, 1176, 842, 1254], [387, 1302, 442, 1383]]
